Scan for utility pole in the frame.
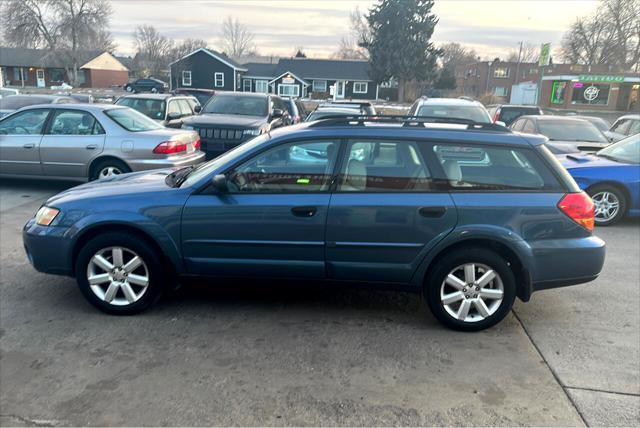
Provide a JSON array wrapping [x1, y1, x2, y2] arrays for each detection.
[[514, 41, 523, 84]]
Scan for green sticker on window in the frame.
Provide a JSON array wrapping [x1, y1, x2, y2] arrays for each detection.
[[296, 178, 310, 184]]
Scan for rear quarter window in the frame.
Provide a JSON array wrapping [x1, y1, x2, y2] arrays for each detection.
[[432, 143, 563, 191]]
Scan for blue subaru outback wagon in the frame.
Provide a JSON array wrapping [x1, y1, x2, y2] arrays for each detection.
[[23, 116, 606, 331]]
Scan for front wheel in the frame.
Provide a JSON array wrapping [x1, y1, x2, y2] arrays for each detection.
[[425, 247, 516, 331], [125, 84, 133, 92], [587, 185, 626, 226], [75, 232, 166, 314]]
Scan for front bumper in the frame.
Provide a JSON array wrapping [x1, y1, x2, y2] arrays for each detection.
[[127, 151, 205, 172], [23, 219, 74, 276]]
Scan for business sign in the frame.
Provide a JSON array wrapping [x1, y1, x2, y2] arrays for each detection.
[[578, 74, 625, 83], [538, 43, 551, 66], [583, 85, 600, 101]]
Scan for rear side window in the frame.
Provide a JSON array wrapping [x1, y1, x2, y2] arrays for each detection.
[[338, 140, 433, 192], [433, 144, 562, 191], [499, 107, 539, 125]]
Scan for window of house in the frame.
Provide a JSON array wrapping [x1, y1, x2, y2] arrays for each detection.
[[353, 82, 368, 94], [243, 79, 252, 92], [214, 72, 224, 88], [227, 140, 339, 192], [493, 67, 510, 78], [255, 80, 268, 93], [76, 70, 86, 85], [494, 86, 508, 96], [182, 71, 192, 86], [338, 140, 432, 192], [571, 83, 610, 105], [49, 69, 65, 83], [278, 84, 299, 97], [312, 80, 327, 92]]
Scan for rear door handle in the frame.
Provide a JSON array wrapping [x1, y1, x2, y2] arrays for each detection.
[[86, 144, 97, 150], [291, 206, 317, 217], [23, 143, 35, 149], [418, 206, 447, 218]]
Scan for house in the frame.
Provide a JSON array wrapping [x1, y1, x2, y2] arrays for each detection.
[[169, 48, 379, 100], [0, 47, 129, 88]]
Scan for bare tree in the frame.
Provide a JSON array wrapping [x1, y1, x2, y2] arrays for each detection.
[[132, 25, 174, 77], [333, 7, 370, 59], [293, 46, 306, 58], [2, 0, 58, 49], [440, 42, 478, 69], [560, 0, 639, 70], [506, 42, 539, 63], [171, 38, 209, 60], [220, 16, 256, 58]]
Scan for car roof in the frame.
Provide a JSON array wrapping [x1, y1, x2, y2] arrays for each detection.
[[4, 94, 71, 101], [518, 115, 589, 123], [414, 97, 484, 106], [215, 92, 270, 99], [16, 103, 127, 112], [495, 104, 541, 108], [117, 93, 192, 101], [615, 114, 640, 120], [311, 107, 359, 114]]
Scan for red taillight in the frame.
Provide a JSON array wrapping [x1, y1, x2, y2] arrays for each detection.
[[492, 108, 501, 123], [558, 192, 595, 232], [153, 140, 187, 154], [193, 138, 201, 150]]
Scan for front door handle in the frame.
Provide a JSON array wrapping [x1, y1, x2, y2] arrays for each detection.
[[23, 143, 35, 149], [291, 206, 317, 217], [418, 206, 447, 218], [86, 144, 97, 150]]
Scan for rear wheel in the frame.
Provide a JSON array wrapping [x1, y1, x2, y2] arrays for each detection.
[[89, 158, 130, 181], [125, 84, 133, 92], [425, 247, 516, 331], [75, 233, 165, 315], [587, 185, 626, 226]]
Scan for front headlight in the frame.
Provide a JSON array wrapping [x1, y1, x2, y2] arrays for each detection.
[[182, 125, 195, 130], [243, 128, 261, 136], [35, 206, 60, 226]]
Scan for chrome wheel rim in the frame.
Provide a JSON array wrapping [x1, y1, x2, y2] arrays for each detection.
[[125, 86, 132, 92], [592, 191, 620, 222], [440, 263, 504, 323], [87, 246, 149, 306], [98, 166, 122, 179]]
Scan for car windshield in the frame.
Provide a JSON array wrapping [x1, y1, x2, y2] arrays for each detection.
[[500, 107, 539, 125], [416, 105, 491, 123], [578, 116, 609, 132], [597, 134, 640, 164], [203, 95, 267, 116], [538, 120, 608, 143], [104, 107, 163, 132], [307, 110, 353, 121], [116, 98, 166, 120], [0, 96, 54, 109]]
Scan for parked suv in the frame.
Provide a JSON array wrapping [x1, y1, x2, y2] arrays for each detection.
[[116, 94, 200, 128], [486, 104, 543, 126], [124, 78, 168, 94], [409, 97, 492, 123], [182, 92, 292, 159], [23, 116, 605, 331]]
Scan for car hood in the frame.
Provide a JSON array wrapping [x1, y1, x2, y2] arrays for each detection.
[[558, 153, 630, 169], [184, 114, 266, 128], [45, 169, 175, 206]]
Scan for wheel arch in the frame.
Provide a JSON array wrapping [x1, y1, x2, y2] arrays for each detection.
[[88, 155, 131, 179]]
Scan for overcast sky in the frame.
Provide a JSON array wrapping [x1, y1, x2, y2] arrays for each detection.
[[110, 0, 600, 59]]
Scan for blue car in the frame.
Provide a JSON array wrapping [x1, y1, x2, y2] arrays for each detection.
[[560, 134, 640, 226], [23, 117, 606, 331]]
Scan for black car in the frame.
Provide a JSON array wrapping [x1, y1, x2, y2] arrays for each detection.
[[173, 88, 216, 106], [284, 97, 308, 123], [124, 78, 168, 94], [487, 104, 543, 126], [182, 92, 292, 159], [115, 94, 200, 128]]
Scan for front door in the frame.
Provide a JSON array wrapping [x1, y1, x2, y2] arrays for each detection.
[[326, 138, 457, 283], [36, 69, 45, 88], [0, 109, 50, 176], [335, 80, 345, 99], [40, 109, 105, 178], [181, 138, 340, 278]]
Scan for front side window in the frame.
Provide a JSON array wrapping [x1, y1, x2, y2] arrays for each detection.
[[255, 80, 269, 93], [278, 84, 299, 97], [227, 140, 339, 193], [522, 120, 535, 133], [166, 101, 181, 118], [433, 144, 561, 191], [353, 82, 368, 94], [0, 109, 49, 135], [338, 140, 432, 192], [214, 72, 224, 87], [104, 108, 163, 132], [182, 71, 192, 86], [313, 80, 327, 92], [48, 110, 103, 135], [611, 119, 630, 134]]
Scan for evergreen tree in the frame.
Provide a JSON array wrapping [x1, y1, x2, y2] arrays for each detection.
[[361, 0, 441, 102]]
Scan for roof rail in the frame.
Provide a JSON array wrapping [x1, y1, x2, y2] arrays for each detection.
[[307, 115, 512, 132]]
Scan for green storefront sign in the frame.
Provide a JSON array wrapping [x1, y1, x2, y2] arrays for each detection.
[[578, 75, 625, 83]]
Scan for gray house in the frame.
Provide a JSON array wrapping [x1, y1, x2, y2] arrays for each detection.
[[169, 48, 378, 100]]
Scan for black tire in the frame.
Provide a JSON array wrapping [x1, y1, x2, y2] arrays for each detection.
[[75, 232, 165, 315], [89, 158, 131, 181], [425, 247, 516, 332], [586, 184, 627, 226], [125, 84, 133, 92]]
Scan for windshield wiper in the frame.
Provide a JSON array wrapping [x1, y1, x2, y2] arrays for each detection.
[[165, 166, 195, 188]]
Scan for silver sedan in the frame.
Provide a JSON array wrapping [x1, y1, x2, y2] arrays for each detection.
[[0, 104, 204, 181]]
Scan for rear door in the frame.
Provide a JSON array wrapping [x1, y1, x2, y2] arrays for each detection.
[[39, 109, 106, 178], [0, 109, 50, 176], [325, 138, 457, 283]]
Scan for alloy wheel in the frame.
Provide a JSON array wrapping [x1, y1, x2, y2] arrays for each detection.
[[86, 246, 149, 306], [591, 191, 620, 223], [440, 263, 504, 323], [98, 166, 122, 179]]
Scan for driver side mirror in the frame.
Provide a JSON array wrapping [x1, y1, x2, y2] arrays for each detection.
[[495, 120, 507, 127], [194, 105, 202, 113], [211, 174, 228, 192], [166, 112, 182, 121], [272, 108, 284, 118]]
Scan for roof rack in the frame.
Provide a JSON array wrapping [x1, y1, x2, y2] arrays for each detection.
[[307, 115, 511, 132]]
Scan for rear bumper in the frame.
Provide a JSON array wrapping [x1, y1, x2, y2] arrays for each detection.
[[127, 151, 205, 172], [23, 219, 74, 276]]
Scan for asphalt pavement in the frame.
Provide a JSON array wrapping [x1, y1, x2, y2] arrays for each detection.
[[0, 179, 638, 427]]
